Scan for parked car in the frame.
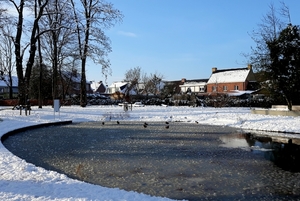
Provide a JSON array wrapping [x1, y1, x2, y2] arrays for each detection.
[[118, 102, 144, 107], [118, 102, 128, 106], [132, 102, 144, 107]]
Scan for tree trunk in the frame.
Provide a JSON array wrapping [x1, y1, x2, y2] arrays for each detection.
[[52, 31, 58, 101], [79, 12, 90, 107], [24, 0, 48, 105], [80, 60, 87, 107], [286, 97, 292, 111], [8, 72, 13, 99], [37, 22, 43, 108], [15, 1, 25, 105], [14, 0, 48, 106]]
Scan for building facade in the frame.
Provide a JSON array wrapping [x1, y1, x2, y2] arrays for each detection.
[[179, 78, 208, 94], [206, 65, 256, 94]]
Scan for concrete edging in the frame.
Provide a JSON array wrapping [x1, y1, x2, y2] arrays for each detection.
[[251, 109, 300, 117]]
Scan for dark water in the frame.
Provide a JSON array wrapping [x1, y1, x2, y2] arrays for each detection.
[[2, 122, 300, 201], [233, 133, 300, 173]]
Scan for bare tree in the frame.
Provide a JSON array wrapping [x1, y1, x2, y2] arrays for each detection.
[[141, 72, 151, 96], [70, 0, 123, 107], [279, 1, 292, 24], [149, 72, 164, 95], [124, 66, 142, 96], [248, 2, 293, 70], [4, 0, 50, 105], [39, 0, 78, 102], [6, 0, 26, 105], [142, 72, 164, 96], [0, 25, 15, 98], [2, 0, 122, 107]]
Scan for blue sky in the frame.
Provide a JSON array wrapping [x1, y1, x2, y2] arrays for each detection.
[[87, 0, 300, 85]]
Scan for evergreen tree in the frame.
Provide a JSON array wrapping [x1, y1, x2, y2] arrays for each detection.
[[266, 24, 300, 110], [30, 64, 52, 100]]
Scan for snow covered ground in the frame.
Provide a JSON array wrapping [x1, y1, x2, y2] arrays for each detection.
[[0, 105, 299, 201]]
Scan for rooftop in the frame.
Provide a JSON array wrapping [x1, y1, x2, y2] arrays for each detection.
[[207, 68, 251, 84]]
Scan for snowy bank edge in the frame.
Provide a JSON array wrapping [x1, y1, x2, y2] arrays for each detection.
[[1, 120, 72, 141]]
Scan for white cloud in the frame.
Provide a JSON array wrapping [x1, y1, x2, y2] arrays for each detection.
[[118, 31, 137, 37]]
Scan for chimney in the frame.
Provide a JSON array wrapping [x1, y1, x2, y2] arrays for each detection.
[[212, 67, 217, 73], [247, 64, 252, 70]]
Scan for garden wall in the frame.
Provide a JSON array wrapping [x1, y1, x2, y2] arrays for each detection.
[[251, 105, 300, 117], [0, 99, 71, 106]]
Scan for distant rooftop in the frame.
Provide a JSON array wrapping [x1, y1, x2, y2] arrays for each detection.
[[0, 76, 18, 87], [207, 66, 252, 84]]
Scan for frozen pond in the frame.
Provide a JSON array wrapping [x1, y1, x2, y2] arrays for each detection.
[[3, 122, 300, 201]]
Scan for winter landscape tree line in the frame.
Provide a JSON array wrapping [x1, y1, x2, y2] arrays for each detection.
[[0, 2, 300, 110], [0, 0, 123, 107]]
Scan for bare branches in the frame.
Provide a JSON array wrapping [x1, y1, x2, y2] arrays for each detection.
[[280, 1, 291, 24], [124, 67, 164, 97], [0, 23, 16, 98], [258, 3, 283, 42], [248, 2, 293, 72], [70, 0, 123, 106], [1, 0, 123, 105]]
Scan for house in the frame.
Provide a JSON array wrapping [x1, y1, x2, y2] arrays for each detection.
[[106, 81, 127, 100], [0, 75, 18, 98], [91, 81, 107, 94], [206, 65, 257, 96], [179, 78, 208, 94], [107, 81, 128, 94], [60, 70, 93, 96]]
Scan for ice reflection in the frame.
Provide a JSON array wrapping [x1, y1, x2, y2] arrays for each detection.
[[220, 132, 300, 172], [219, 134, 253, 149]]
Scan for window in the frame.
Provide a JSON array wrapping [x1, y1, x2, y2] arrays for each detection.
[[186, 87, 192, 93], [223, 86, 227, 91], [212, 86, 216, 92], [234, 85, 239, 90], [199, 87, 204, 92]]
